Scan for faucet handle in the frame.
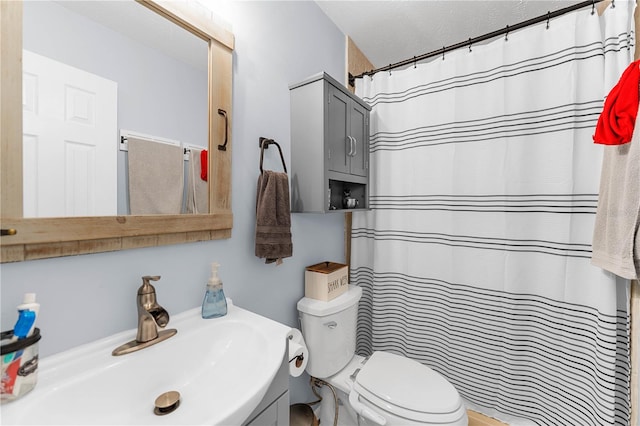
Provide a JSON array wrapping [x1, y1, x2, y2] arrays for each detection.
[[139, 275, 161, 294]]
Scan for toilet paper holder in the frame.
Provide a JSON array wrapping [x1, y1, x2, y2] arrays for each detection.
[[287, 329, 308, 377], [288, 334, 305, 368]]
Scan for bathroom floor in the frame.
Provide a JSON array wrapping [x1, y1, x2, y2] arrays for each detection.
[[309, 402, 506, 425], [468, 411, 508, 426]]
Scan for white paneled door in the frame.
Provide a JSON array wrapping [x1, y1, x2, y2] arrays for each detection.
[[22, 50, 117, 217]]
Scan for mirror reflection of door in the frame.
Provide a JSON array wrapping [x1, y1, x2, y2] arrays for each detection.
[[23, 50, 118, 218], [22, 0, 208, 218]]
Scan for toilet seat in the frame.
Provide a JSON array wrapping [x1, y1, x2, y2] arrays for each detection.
[[351, 351, 465, 423]]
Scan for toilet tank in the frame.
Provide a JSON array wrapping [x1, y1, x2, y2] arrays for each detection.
[[297, 285, 362, 378]]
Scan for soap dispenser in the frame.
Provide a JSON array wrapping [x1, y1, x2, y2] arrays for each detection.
[[202, 262, 227, 319]]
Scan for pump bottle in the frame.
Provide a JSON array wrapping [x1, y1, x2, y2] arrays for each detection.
[[202, 262, 227, 319]]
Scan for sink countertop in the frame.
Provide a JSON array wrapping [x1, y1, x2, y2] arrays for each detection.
[[1, 300, 291, 425]]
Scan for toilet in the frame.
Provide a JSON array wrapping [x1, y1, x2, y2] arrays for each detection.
[[297, 285, 468, 426]]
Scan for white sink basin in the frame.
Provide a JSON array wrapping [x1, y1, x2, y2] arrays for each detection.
[[1, 300, 291, 425]]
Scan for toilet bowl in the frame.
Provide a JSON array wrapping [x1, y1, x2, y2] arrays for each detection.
[[297, 285, 468, 426]]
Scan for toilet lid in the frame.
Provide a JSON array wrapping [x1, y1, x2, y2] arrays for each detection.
[[354, 351, 462, 420]]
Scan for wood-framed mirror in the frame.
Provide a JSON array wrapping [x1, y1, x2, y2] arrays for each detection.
[[0, 0, 234, 263]]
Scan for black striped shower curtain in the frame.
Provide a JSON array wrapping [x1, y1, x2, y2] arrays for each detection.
[[352, 3, 635, 425]]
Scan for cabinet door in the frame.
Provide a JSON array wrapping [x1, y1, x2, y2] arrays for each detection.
[[327, 85, 350, 174], [349, 102, 368, 177], [244, 391, 289, 426]]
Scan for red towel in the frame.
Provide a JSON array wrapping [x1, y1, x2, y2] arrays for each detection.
[[593, 60, 640, 145], [200, 149, 208, 181]]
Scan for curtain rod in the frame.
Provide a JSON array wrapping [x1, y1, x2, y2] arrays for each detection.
[[350, 0, 605, 85]]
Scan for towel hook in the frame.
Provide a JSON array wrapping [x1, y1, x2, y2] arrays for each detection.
[[546, 11, 551, 29], [259, 137, 287, 174]]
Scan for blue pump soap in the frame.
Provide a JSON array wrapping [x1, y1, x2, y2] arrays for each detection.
[[202, 262, 227, 319]]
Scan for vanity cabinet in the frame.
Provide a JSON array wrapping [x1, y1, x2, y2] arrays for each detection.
[[290, 72, 371, 213], [243, 348, 289, 426]]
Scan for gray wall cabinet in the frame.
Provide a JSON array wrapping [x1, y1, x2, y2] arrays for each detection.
[[290, 72, 371, 213]]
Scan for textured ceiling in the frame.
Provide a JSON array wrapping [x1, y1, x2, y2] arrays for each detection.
[[315, 0, 585, 70]]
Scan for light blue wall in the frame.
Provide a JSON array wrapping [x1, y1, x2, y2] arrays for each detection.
[[1, 0, 346, 404]]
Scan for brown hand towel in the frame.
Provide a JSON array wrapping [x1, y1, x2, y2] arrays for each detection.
[[255, 170, 293, 264]]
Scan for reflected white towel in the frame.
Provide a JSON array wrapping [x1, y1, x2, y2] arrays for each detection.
[[592, 105, 640, 279], [186, 148, 208, 214], [128, 136, 183, 215]]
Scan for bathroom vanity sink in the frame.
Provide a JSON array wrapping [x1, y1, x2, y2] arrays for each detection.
[[1, 300, 291, 425]]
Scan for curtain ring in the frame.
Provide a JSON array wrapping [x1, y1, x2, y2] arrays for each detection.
[[468, 38, 472, 53], [546, 11, 551, 29], [442, 46, 445, 61], [591, 0, 595, 15], [413, 56, 417, 69], [612, 0, 615, 8], [505, 25, 509, 41]]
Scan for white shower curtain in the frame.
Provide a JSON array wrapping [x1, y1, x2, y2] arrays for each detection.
[[352, 3, 635, 425]]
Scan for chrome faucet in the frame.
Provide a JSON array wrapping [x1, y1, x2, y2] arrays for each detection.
[[112, 275, 177, 356]]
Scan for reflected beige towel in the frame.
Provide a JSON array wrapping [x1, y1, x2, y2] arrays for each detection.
[[186, 148, 208, 214], [255, 170, 292, 264], [128, 136, 183, 215], [592, 107, 640, 279]]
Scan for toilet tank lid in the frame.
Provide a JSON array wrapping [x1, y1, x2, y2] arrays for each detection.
[[297, 285, 362, 316]]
